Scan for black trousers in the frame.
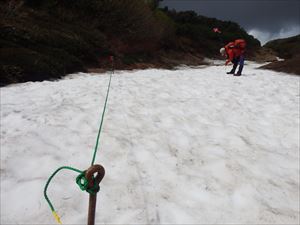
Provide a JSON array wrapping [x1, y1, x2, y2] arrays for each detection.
[[230, 55, 245, 74]]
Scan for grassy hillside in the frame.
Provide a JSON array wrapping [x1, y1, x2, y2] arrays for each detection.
[[264, 35, 300, 59], [0, 0, 261, 86], [261, 35, 300, 75]]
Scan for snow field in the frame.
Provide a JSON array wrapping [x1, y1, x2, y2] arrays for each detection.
[[1, 62, 299, 224]]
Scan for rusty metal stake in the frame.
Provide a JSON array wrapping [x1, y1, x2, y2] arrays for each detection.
[[85, 164, 105, 225]]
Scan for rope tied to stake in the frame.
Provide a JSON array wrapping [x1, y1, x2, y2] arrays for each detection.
[[44, 56, 113, 224], [76, 171, 100, 195]]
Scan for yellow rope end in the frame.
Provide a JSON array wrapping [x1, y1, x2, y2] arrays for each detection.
[[52, 211, 62, 224]]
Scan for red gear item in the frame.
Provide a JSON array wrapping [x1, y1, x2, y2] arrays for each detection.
[[224, 39, 246, 65], [213, 27, 221, 33], [234, 39, 246, 49], [224, 42, 235, 65], [234, 39, 246, 56]]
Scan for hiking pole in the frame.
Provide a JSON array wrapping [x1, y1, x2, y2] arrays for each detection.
[[85, 164, 105, 225]]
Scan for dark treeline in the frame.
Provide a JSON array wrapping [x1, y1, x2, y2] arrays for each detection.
[[1, 0, 261, 86]]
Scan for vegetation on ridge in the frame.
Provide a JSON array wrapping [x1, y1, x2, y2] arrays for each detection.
[[1, 0, 261, 86]]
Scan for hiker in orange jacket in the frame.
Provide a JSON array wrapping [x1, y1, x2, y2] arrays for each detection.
[[220, 39, 246, 76]]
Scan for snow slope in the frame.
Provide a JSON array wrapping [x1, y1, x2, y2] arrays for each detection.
[[1, 62, 299, 224]]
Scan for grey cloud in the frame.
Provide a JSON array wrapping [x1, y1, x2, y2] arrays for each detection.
[[160, 0, 300, 42]]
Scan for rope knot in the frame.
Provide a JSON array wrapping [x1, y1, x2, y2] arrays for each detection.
[[76, 164, 105, 195], [76, 172, 100, 195]]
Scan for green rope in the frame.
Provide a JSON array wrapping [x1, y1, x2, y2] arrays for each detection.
[[44, 166, 82, 210], [91, 71, 113, 166], [76, 172, 100, 195], [44, 66, 114, 223], [43, 166, 83, 223]]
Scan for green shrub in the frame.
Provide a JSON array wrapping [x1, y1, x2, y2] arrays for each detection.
[[0, 47, 84, 85]]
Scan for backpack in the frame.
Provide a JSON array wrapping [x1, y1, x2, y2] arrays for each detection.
[[234, 39, 246, 49]]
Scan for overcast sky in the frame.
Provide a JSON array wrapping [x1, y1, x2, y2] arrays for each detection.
[[160, 0, 300, 44]]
